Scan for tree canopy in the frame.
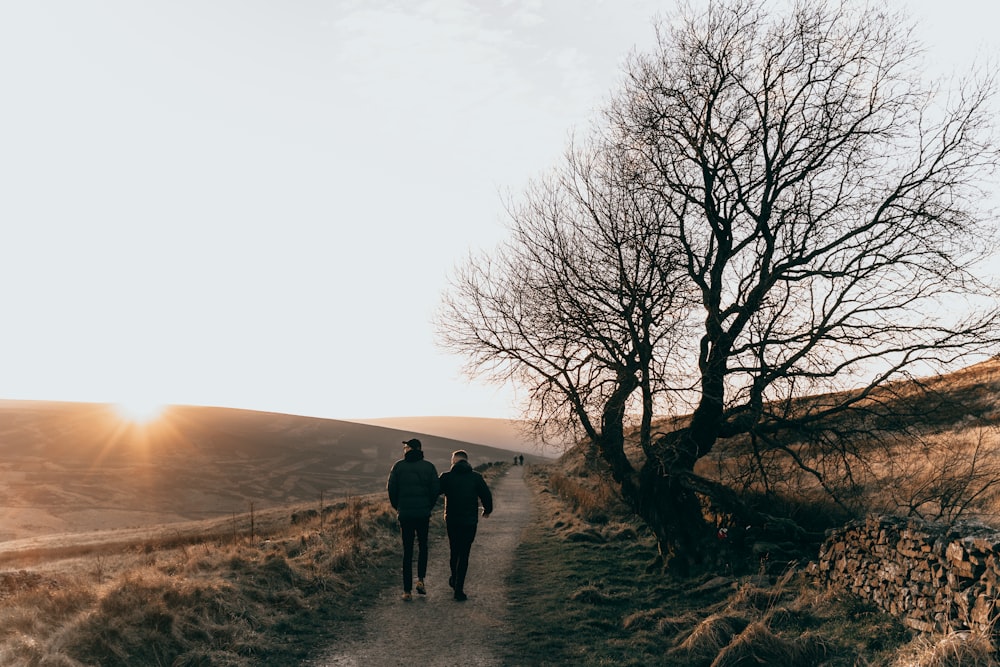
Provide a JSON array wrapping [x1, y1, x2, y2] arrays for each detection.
[[438, 0, 1000, 570]]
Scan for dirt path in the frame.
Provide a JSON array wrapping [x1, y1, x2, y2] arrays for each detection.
[[305, 465, 532, 666]]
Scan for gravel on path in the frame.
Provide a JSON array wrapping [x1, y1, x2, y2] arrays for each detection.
[[306, 464, 532, 666]]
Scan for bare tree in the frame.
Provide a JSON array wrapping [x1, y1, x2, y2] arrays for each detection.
[[439, 134, 693, 500], [439, 0, 1000, 571]]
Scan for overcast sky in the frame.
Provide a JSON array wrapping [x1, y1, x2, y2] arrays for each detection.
[[0, 1, 996, 421]]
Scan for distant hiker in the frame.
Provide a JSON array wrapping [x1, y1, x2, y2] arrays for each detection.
[[387, 438, 439, 601], [518, 454, 524, 466], [438, 450, 493, 601], [514, 455, 519, 466]]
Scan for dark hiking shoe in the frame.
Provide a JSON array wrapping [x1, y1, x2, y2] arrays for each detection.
[[415, 580, 426, 595], [402, 592, 412, 601], [454, 592, 468, 602]]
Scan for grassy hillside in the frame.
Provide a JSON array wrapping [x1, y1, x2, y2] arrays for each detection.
[[0, 461, 511, 666], [676, 356, 1000, 529], [2, 359, 999, 664], [0, 401, 536, 543], [0, 488, 405, 665], [350, 415, 564, 458]]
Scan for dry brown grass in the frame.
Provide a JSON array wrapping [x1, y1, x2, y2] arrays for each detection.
[[671, 613, 752, 664], [710, 621, 829, 667], [0, 461, 511, 666], [505, 359, 1000, 665], [688, 357, 1000, 535], [892, 632, 1000, 667], [0, 493, 401, 666], [546, 469, 621, 523], [513, 460, 930, 665], [871, 427, 1000, 522]]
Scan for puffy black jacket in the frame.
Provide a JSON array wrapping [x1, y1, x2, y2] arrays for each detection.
[[387, 449, 439, 519], [438, 459, 493, 525]]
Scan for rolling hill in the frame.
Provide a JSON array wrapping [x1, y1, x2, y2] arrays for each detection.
[[348, 415, 565, 458], [0, 401, 545, 545]]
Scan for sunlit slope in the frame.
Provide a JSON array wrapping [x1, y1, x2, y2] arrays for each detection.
[[0, 401, 528, 542], [350, 415, 562, 458]]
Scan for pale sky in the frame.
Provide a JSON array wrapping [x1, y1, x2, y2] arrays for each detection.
[[0, 1, 996, 421]]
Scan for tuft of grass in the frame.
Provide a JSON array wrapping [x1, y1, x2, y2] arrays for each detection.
[[547, 470, 620, 524], [894, 633, 1000, 667], [671, 613, 751, 665], [711, 621, 829, 667], [892, 632, 1000, 667], [570, 583, 617, 605]]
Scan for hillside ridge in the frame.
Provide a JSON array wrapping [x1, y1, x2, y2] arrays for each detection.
[[0, 401, 544, 544]]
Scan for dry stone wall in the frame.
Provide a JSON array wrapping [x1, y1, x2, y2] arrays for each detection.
[[811, 515, 1000, 635]]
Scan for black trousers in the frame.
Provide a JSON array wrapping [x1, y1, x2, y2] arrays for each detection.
[[399, 516, 430, 592], [447, 521, 478, 594]]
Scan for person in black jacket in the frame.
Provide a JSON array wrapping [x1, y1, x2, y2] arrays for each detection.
[[438, 450, 493, 601], [387, 438, 439, 601]]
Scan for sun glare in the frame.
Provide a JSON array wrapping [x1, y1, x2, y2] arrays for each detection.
[[113, 399, 166, 424]]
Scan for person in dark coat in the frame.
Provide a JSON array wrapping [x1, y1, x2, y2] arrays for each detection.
[[437, 449, 493, 601], [387, 438, 439, 600]]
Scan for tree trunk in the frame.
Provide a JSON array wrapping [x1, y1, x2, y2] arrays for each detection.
[[631, 343, 729, 571], [634, 432, 712, 574], [588, 375, 719, 573]]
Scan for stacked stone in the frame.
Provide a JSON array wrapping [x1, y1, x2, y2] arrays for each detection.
[[811, 515, 1000, 636]]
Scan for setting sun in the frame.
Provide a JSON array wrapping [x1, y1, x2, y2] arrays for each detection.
[[113, 399, 165, 424]]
